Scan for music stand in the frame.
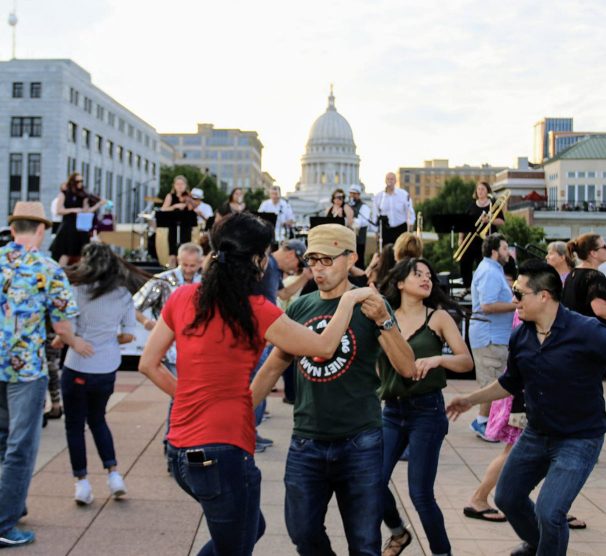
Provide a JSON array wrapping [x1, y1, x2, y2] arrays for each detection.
[[309, 216, 345, 229], [254, 212, 278, 229], [155, 210, 197, 247], [433, 213, 473, 248]]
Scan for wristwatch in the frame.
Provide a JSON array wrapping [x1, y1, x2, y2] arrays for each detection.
[[378, 317, 395, 331]]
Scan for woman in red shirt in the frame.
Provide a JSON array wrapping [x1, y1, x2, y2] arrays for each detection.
[[139, 213, 370, 556]]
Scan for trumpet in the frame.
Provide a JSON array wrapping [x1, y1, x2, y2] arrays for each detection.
[[453, 190, 510, 263]]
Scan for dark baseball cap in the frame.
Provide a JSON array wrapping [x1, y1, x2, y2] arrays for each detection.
[[282, 239, 307, 265]]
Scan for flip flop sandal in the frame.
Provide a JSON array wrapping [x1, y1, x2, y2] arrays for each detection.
[[382, 529, 412, 556], [463, 506, 507, 522]]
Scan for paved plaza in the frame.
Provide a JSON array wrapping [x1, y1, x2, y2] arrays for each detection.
[[17, 372, 606, 555]]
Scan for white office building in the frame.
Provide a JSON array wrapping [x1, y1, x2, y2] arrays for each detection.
[[0, 59, 160, 225]]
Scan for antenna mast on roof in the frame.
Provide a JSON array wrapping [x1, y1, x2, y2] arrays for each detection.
[[7, 0, 18, 59]]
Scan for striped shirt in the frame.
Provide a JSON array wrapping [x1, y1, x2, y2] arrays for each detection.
[[65, 285, 136, 374]]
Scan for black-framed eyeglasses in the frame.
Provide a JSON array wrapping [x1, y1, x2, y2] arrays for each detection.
[[303, 252, 348, 267]]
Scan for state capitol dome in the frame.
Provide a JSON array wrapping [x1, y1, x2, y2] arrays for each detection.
[[296, 86, 361, 197], [307, 93, 355, 146]]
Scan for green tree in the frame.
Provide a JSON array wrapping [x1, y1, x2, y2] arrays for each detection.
[[244, 188, 267, 213], [415, 177, 476, 230], [499, 215, 546, 262], [159, 165, 227, 210]]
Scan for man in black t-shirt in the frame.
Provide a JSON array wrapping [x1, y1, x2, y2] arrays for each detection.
[[252, 224, 415, 556]]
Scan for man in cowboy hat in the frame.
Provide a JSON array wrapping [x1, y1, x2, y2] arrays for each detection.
[[0, 202, 93, 548]]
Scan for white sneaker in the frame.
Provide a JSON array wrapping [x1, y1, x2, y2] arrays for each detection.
[[107, 471, 127, 498], [74, 479, 94, 506]]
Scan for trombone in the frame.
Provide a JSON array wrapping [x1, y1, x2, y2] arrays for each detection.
[[453, 190, 510, 263]]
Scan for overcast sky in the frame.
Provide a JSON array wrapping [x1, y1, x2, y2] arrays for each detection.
[[4, 0, 606, 193]]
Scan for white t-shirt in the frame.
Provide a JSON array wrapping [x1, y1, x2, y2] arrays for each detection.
[[194, 202, 213, 227], [258, 199, 295, 240]]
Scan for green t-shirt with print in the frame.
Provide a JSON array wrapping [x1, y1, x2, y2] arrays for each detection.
[[286, 290, 386, 440]]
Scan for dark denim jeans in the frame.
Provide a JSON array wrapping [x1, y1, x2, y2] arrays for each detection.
[[495, 426, 604, 556], [284, 427, 383, 556], [0, 376, 47, 535], [61, 367, 117, 477], [382, 392, 451, 555], [167, 443, 265, 556]]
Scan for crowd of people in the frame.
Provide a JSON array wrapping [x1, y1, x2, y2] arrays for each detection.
[[1, 173, 605, 556]]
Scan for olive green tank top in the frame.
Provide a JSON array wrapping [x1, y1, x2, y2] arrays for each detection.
[[378, 308, 447, 399]]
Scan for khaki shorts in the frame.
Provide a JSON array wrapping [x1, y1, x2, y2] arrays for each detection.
[[472, 344, 508, 387]]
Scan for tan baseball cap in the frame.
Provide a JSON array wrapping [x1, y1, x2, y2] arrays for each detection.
[[304, 224, 356, 257]]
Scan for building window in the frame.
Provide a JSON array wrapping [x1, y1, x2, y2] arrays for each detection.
[[96, 104, 105, 121], [567, 185, 575, 203], [81, 161, 90, 185], [128, 124, 134, 138], [144, 159, 149, 173], [145, 135, 150, 147], [415, 186, 421, 196], [27, 154, 41, 201], [108, 112, 115, 126], [105, 171, 113, 200], [70, 88, 79, 105], [84, 97, 92, 113], [152, 163, 156, 176], [67, 156, 77, 177], [96, 134, 103, 154], [107, 140, 114, 159], [567, 171, 575, 178], [116, 175, 123, 222], [136, 129, 142, 142], [82, 128, 90, 149], [12, 82, 24, 98], [10, 117, 42, 137], [577, 171, 586, 178], [68, 121, 77, 143], [94, 167, 102, 196], [30, 82, 42, 98], [125, 178, 133, 222], [8, 153, 23, 212], [588, 171, 596, 178], [117, 145, 124, 162], [118, 118, 125, 132], [136, 155, 141, 169], [588, 184, 596, 201], [127, 150, 133, 166]]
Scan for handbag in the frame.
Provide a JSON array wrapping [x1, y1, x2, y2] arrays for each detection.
[[76, 212, 94, 232]]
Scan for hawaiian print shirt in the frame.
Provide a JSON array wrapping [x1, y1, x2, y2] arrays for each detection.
[[0, 242, 78, 382], [133, 266, 202, 365]]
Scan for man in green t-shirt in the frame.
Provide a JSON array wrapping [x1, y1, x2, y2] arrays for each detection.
[[252, 224, 415, 556]]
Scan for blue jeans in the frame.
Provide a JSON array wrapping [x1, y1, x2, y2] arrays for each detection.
[[0, 376, 48, 535], [61, 367, 117, 476], [382, 392, 451, 555], [495, 426, 604, 556], [167, 443, 265, 556], [284, 427, 383, 556]]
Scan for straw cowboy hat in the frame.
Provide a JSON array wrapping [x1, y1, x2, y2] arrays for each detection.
[[8, 201, 52, 229]]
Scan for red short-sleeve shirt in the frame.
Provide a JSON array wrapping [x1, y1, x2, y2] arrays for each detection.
[[162, 284, 283, 454]]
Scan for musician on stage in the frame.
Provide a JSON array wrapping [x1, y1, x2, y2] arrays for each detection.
[[373, 172, 415, 247], [188, 188, 213, 230], [348, 184, 372, 269], [459, 181, 505, 295], [258, 186, 295, 241], [161, 175, 194, 268]]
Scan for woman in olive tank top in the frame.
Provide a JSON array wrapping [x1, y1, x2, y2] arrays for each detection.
[[378, 258, 473, 556]]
